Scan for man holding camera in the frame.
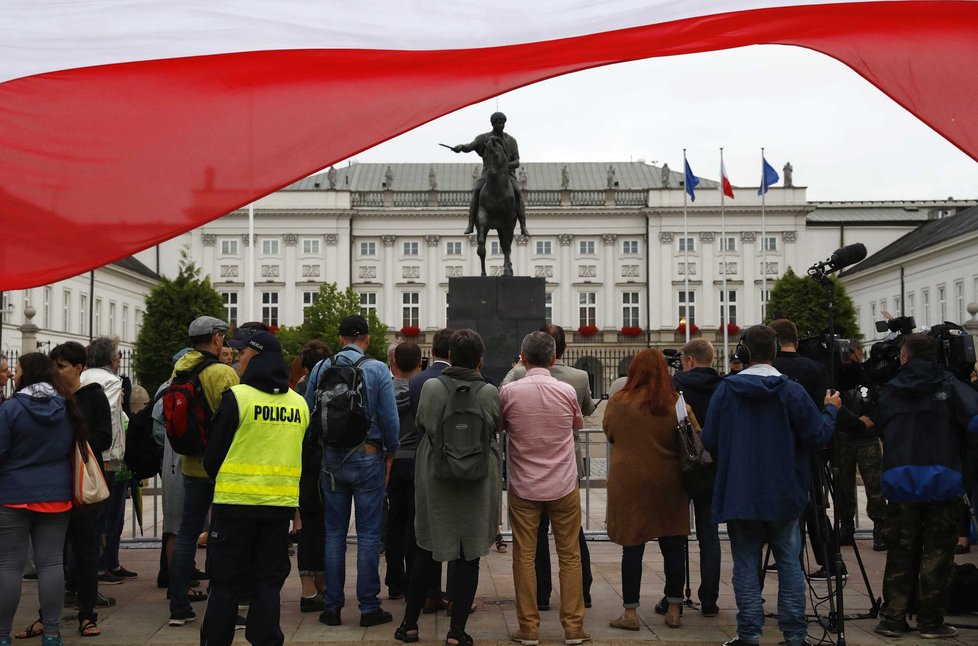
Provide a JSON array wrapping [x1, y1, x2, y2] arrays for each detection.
[[874, 334, 978, 639]]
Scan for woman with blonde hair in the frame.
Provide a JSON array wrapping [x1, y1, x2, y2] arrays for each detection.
[[603, 348, 697, 630]]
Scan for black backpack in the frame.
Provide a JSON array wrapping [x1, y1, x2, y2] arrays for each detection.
[[315, 355, 372, 449], [430, 376, 489, 482], [124, 398, 163, 480], [163, 357, 218, 455]]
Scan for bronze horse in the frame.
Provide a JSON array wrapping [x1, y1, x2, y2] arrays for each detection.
[[475, 136, 517, 276]]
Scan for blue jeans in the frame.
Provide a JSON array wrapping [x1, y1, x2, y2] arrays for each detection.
[[727, 519, 807, 646], [321, 449, 386, 614], [168, 475, 214, 614]]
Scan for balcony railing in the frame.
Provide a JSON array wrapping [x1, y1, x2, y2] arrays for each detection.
[[351, 189, 648, 208]]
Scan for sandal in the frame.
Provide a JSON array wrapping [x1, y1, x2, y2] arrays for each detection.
[[78, 620, 100, 638], [394, 622, 419, 643], [445, 629, 474, 646], [14, 620, 43, 639], [495, 533, 507, 552]]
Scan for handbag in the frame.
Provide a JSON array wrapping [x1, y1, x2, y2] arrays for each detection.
[[73, 441, 110, 507], [675, 393, 714, 496]]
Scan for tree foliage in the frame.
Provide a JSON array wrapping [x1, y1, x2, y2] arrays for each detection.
[[277, 283, 389, 363], [765, 267, 861, 339], [134, 250, 224, 393]]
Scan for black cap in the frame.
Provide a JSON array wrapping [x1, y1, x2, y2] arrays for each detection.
[[339, 315, 369, 337], [228, 330, 281, 354]]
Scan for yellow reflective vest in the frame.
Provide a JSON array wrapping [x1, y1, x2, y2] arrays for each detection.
[[213, 384, 309, 507]]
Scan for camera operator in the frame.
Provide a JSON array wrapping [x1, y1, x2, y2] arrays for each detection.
[[833, 339, 887, 551], [874, 334, 978, 640], [770, 319, 841, 579]]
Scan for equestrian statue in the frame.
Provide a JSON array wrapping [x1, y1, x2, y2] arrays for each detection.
[[452, 112, 528, 276]]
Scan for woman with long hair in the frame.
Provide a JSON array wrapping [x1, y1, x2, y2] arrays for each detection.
[[603, 348, 697, 631], [0, 353, 78, 646]]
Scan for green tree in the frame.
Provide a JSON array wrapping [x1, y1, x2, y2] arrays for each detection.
[[765, 267, 861, 339], [134, 249, 224, 393], [283, 283, 389, 362]]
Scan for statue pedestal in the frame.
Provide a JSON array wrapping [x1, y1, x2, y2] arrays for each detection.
[[447, 277, 546, 385]]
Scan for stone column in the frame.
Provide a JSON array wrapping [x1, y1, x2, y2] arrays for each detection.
[[602, 234, 618, 330], [20, 306, 38, 356]]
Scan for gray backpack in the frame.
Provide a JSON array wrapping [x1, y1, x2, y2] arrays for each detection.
[[431, 376, 489, 482]]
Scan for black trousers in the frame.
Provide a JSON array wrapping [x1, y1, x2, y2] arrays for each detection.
[[65, 506, 101, 623], [385, 458, 416, 595], [404, 548, 479, 633], [200, 509, 291, 646], [535, 512, 592, 605]]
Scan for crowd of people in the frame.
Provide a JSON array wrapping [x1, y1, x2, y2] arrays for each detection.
[[0, 313, 976, 646]]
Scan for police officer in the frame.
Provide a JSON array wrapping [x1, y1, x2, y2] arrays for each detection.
[[200, 331, 309, 646]]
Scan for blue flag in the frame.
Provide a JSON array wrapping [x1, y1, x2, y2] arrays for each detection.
[[757, 158, 780, 195], [684, 159, 700, 202]]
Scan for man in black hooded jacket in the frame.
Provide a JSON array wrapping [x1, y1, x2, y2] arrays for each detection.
[[201, 331, 309, 646], [661, 338, 722, 617]]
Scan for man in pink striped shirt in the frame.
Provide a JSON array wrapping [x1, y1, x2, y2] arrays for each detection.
[[500, 331, 589, 646]]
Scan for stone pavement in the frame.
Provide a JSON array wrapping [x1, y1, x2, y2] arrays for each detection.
[[11, 534, 978, 645]]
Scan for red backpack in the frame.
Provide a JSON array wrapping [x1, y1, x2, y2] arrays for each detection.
[[163, 357, 219, 455]]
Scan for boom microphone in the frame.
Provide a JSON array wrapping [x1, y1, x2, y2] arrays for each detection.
[[809, 242, 867, 276]]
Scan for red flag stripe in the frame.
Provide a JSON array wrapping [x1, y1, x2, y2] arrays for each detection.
[[1, 2, 976, 288]]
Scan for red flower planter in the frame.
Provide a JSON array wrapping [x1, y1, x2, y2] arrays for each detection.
[[400, 325, 421, 337], [577, 325, 599, 337], [620, 326, 643, 337]]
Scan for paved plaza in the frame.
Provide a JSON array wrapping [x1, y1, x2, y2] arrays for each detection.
[[12, 517, 978, 645]]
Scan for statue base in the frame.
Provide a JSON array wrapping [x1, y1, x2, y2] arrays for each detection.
[[447, 276, 546, 385]]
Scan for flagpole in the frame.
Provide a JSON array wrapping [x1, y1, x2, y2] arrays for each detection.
[[247, 202, 255, 322], [683, 149, 690, 344], [761, 148, 768, 323], [720, 148, 729, 373]]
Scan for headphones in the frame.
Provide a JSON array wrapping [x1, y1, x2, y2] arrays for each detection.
[[734, 327, 781, 366]]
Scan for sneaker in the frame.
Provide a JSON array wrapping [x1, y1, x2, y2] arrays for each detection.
[[95, 592, 116, 607], [808, 565, 848, 579], [319, 609, 341, 626], [109, 566, 138, 578], [98, 572, 124, 585], [919, 624, 958, 639], [723, 639, 758, 646], [874, 621, 914, 638], [40, 637, 63, 646], [168, 608, 196, 626], [234, 615, 246, 630], [564, 630, 591, 645], [300, 593, 324, 613], [701, 603, 720, 617], [511, 630, 540, 645], [360, 609, 393, 627]]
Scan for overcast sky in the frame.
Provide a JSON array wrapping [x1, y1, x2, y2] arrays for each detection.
[[334, 44, 976, 203]]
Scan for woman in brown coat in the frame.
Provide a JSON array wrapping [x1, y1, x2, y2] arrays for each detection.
[[603, 348, 699, 630]]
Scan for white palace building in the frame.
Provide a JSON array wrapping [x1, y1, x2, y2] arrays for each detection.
[[141, 162, 974, 346], [3, 161, 976, 391]]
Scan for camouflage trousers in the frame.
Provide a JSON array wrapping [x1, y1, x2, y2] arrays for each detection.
[[879, 499, 960, 629], [835, 439, 886, 525]]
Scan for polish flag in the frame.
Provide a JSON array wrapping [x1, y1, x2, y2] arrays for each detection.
[[720, 160, 736, 199], [2, 1, 977, 288]]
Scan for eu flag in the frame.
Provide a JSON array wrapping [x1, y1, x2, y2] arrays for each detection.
[[757, 158, 780, 195], [684, 159, 700, 202]]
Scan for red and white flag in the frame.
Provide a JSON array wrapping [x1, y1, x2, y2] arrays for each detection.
[[2, 0, 977, 288], [720, 160, 736, 199]]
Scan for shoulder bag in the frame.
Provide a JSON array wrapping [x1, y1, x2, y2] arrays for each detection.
[[675, 392, 714, 496], [73, 441, 110, 506]]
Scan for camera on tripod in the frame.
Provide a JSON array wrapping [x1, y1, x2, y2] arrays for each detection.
[[866, 316, 977, 384], [661, 348, 683, 372]]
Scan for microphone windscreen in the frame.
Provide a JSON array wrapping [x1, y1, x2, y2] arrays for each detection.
[[831, 243, 867, 269]]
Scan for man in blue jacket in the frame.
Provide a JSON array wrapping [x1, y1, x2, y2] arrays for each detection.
[[702, 325, 839, 646], [873, 334, 978, 640]]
